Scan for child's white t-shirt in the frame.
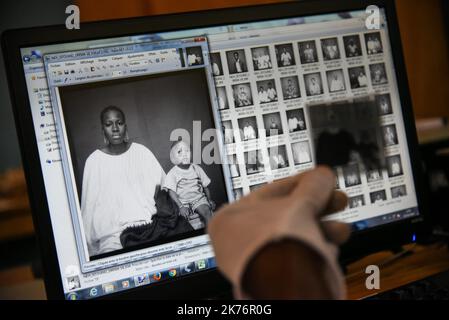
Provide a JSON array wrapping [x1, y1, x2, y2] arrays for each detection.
[[164, 164, 211, 205]]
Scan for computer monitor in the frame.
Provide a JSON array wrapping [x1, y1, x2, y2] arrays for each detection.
[[2, 0, 426, 299]]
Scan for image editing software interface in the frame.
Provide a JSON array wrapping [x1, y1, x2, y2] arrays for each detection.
[[20, 8, 419, 299]]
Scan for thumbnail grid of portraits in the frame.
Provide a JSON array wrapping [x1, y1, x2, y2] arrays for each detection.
[[221, 107, 308, 144], [210, 31, 388, 104], [334, 152, 406, 208], [210, 30, 394, 198], [321, 149, 406, 210], [57, 69, 229, 260], [225, 92, 403, 203], [307, 96, 406, 208]]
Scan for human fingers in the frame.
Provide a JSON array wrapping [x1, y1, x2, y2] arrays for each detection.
[[289, 166, 336, 216], [321, 220, 351, 245], [321, 190, 348, 217]]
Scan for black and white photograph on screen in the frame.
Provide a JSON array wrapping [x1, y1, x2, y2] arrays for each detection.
[[269, 145, 289, 170], [216, 87, 229, 110], [57, 69, 228, 259], [226, 49, 248, 74], [326, 69, 346, 93], [227, 154, 240, 178], [321, 38, 341, 61], [298, 40, 318, 64], [251, 46, 272, 71], [232, 83, 253, 107], [263, 112, 283, 137], [382, 124, 398, 146], [386, 154, 403, 177], [391, 185, 407, 198], [376, 94, 393, 115], [257, 79, 278, 104], [365, 32, 383, 55], [366, 168, 383, 183], [222, 120, 234, 144], [210, 52, 223, 77], [343, 35, 362, 58], [291, 141, 312, 165], [233, 188, 243, 201], [238, 116, 258, 141], [286, 108, 306, 133], [244, 149, 265, 175], [348, 66, 368, 89], [370, 63, 388, 86], [308, 99, 385, 170], [343, 163, 362, 187], [370, 190, 387, 204], [280, 76, 301, 100], [304, 72, 323, 96], [275, 43, 296, 68], [249, 183, 267, 192], [349, 195, 365, 209], [186, 46, 204, 66]]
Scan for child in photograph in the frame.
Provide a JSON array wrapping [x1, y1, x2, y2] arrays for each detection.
[[164, 140, 215, 227]]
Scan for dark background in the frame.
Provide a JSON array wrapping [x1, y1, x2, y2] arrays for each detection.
[[58, 68, 228, 206]]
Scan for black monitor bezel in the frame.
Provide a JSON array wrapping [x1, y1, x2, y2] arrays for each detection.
[[1, 0, 428, 299]]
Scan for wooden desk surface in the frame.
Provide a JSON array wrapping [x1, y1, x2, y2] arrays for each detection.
[[346, 243, 449, 299], [0, 243, 448, 299]]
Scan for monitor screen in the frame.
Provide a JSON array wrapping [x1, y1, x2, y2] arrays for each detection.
[[19, 7, 419, 299]]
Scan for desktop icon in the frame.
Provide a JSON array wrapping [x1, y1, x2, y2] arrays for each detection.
[[168, 269, 177, 278], [181, 262, 195, 275], [152, 272, 162, 282], [102, 283, 115, 294], [121, 280, 130, 289], [66, 292, 79, 300], [89, 287, 99, 297], [30, 50, 42, 60], [195, 259, 208, 271], [134, 274, 149, 287]]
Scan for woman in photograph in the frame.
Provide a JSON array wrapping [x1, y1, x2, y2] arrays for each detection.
[[81, 106, 166, 257]]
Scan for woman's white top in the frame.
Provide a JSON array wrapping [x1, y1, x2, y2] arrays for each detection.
[[81, 142, 165, 256]]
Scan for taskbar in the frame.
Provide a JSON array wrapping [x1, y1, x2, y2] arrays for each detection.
[[351, 206, 420, 232], [65, 256, 217, 300]]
